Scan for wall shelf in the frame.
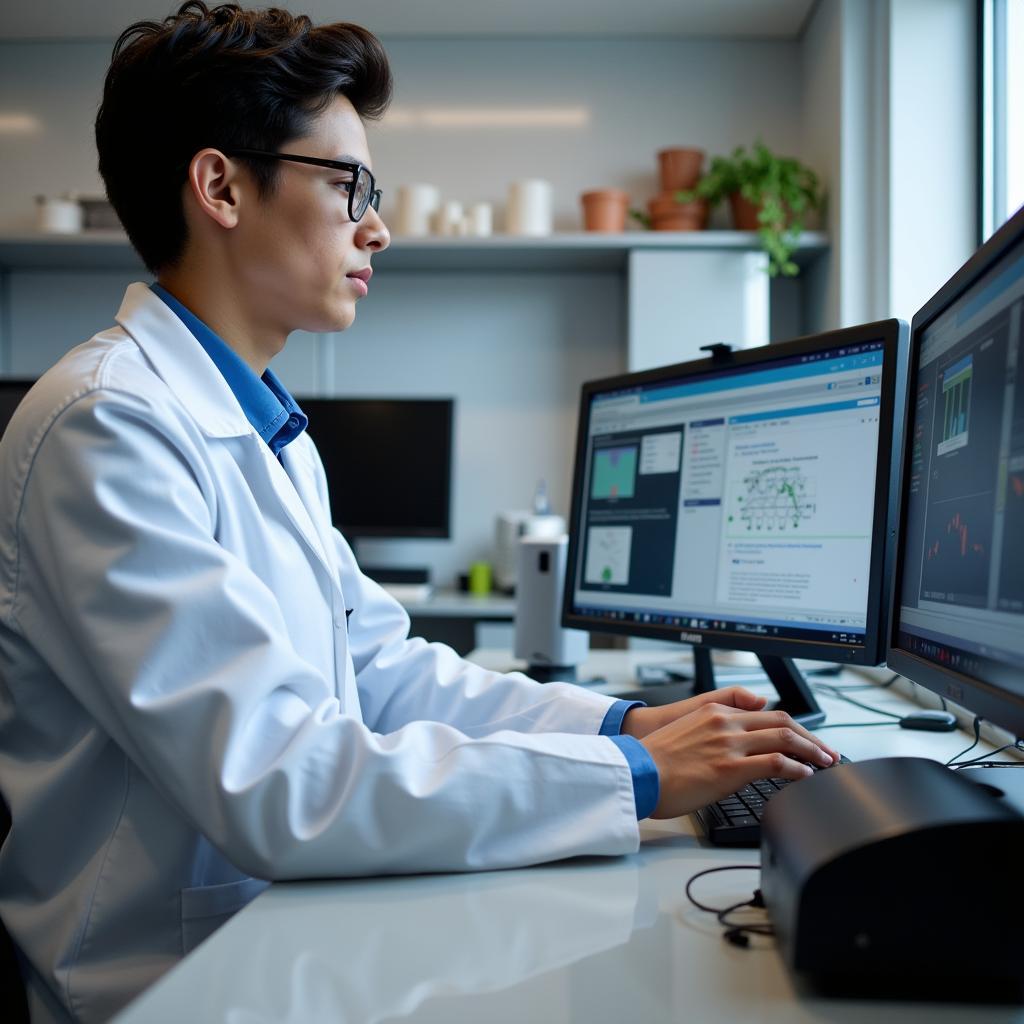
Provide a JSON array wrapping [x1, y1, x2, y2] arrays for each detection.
[[0, 230, 828, 274]]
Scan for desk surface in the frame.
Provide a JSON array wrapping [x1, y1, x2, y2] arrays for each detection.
[[114, 652, 1024, 1024]]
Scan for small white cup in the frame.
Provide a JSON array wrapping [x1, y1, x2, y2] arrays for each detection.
[[35, 195, 83, 234], [468, 202, 493, 237], [395, 184, 440, 236], [506, 180, 553, 236], [433, 200, 464, 237]]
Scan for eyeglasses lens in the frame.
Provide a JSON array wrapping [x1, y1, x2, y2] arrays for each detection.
[[352, 168, 371, 220]]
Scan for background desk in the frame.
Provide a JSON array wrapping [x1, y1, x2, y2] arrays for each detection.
[[114, 652, 1024, 1024], [399, 590, 517, 655]]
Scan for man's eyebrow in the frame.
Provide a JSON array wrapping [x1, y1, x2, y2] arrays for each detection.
[[332, 154, 366, 167]]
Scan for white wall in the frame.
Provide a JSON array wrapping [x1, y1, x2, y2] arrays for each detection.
[[888, 0, 977, 320], [0, 34, 817, 586], [799, 0, 977, 330], [0, 37, 807, 233]]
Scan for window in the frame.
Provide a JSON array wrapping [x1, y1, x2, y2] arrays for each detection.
[[981, 0, 1024, 238]]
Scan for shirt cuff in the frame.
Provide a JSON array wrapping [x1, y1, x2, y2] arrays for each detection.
[[599, 699, 644, 738], [608, 735, 660, 820]]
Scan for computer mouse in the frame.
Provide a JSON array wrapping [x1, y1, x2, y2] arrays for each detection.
[[898, 710, 958, 731]]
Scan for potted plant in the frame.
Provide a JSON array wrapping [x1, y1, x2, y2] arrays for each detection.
[[678, 142, 823, 276]]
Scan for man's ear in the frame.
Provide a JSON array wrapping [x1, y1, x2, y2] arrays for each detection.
[[186, 148, 244, 230]]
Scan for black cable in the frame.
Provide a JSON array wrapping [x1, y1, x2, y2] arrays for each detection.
[[946, 715, 983, 766], [684, 865, 774, 947], [815, 720, 898, 729], [812, 682, 903, 720], [950, 737, 1024, 769], [951, 759, 1024, 768]]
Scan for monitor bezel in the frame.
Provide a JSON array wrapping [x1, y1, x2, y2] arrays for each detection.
[[886, 205, 1024, 739], [297, 396, 454, 540], [562, 319, 908, 667]]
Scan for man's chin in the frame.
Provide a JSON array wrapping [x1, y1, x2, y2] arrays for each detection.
[[313, 301, 356, 334]]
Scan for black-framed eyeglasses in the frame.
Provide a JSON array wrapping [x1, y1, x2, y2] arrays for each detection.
[[227, 149, 382, 222]]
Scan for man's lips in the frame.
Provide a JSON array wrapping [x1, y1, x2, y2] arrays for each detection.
[[346, 266, 372, 296]]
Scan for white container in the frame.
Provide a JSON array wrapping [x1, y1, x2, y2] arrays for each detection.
[[395, 183, 440, 237], [433, 199, 464, 237], [35, 195, 83, 234], [468, 202, 493, 237], [506, 179, 553, 236]]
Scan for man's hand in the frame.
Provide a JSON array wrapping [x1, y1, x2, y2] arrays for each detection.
[[620, 686, 769, 739], [635, 699, 840, 820]]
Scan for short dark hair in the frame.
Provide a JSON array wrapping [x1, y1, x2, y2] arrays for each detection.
[[96, 2, 392, 272]]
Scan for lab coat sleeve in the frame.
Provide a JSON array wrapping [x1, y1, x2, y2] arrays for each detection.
[[7, 389, 639, 879], [334, 533, 622, 738], [299, 436, 622, 738]]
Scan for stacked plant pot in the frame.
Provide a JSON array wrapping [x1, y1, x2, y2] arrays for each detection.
[[648, 147, 708, 231]]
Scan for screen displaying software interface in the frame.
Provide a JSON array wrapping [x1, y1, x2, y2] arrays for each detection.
[[570, 340, 886, 651], [896, 241, 1024, 688]]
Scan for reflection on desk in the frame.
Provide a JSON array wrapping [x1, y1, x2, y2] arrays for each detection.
[[113, 657, 1024, 1024]]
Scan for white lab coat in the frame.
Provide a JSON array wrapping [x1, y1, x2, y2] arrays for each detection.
[[0, 283, 639, 1024]]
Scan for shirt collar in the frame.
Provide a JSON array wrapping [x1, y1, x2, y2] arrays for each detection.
[[150, 283, 307, 455]]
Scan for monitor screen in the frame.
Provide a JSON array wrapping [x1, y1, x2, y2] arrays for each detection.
[[299, 397, 454, 539], [563, 322, 906, 667], [888, 207, 1024, 737]]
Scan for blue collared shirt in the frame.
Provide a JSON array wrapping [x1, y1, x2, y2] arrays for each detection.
[[151, 283, 659, 819], [600, 702, 660, 820], [151, 283, 307, 456]]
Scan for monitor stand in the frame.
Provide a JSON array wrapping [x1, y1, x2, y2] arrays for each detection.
[[612, 647, 826, 727]]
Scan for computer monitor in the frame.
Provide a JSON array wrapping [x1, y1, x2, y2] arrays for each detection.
[[0, 380, 35, 437], [299, 397, 454, 539], [887, 205, 1024, 742], [563, 322, 908, 724]]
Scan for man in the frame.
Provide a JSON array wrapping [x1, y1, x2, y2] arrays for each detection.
[[0, 4, 837, 1021]]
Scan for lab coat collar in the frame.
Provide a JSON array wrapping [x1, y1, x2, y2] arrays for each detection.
[[115, 282, 253, 439], [114, 283, 337, 583]]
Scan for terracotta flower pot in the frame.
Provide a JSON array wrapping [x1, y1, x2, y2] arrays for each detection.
[[647, 192, 708, 232], [729, 192, 764, 231], [657, 147, 704, 193], [580, 189, 630, 232]]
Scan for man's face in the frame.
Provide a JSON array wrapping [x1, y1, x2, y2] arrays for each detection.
[[234, 94, 389, 337]]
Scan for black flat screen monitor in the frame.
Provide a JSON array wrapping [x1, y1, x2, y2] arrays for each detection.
[[563, 322, 908, 724], [887, 205, 1024, 740], [299, 397, 454, 540], [0, 380, 35, 437]]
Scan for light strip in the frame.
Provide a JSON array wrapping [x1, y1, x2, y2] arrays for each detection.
[[0, 113, 42, 135], [380, 106, 589, 129]]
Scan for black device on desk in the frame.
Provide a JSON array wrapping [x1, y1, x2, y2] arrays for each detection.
[[760, 204, 1024, 1002]]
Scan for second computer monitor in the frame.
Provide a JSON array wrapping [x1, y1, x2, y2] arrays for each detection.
[[563, 322, 907, 717]]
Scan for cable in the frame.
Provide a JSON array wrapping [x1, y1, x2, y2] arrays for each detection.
[[812, 682, 903, 720], [950, 737, 1024, 769], [815, 720, 898, 730], [945, 715, 983, 766], [815, 672, 901, 694], [684, 865, 774, 948]]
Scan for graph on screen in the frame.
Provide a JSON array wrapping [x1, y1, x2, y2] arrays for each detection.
[[591, 446, 638, 500], [731, 466, 817, 532]]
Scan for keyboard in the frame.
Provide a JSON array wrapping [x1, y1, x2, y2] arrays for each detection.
[[695, 755, 851, 846]]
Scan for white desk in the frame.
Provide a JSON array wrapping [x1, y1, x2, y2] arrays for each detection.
[[113, 652, 1023, 1024]]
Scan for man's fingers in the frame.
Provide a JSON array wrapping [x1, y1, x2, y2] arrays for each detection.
[[740, 753, 815, 782], [714, 686, 769, 711], [727, 709, 839, 761], [741, 727, 834, 767]]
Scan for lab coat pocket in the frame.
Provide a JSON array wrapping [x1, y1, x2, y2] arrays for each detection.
[[179, 877, 270, 955]]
